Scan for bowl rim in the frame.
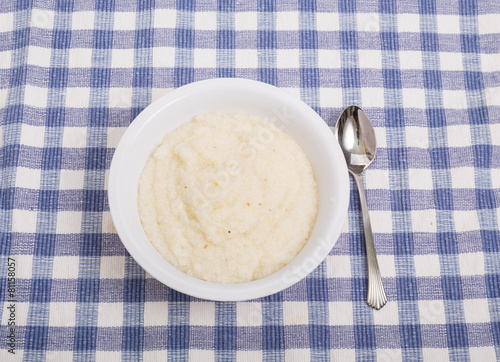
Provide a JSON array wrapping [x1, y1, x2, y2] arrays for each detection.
[[108, 78, 349, 301]]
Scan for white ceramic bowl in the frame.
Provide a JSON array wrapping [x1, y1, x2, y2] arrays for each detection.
[[109, 78, 349, 301]]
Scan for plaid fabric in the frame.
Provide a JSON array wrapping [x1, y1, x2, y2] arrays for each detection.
[[1, 0, 499, 360]]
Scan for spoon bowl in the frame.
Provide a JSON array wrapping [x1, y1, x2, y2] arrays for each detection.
[[336, 106, 377, 175], [335, 106, 387, 310]]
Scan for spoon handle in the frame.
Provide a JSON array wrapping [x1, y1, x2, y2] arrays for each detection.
[[352, 172, 387, 310]]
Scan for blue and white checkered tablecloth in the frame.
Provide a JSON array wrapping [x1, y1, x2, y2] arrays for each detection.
[[1, 0, 499, 360]]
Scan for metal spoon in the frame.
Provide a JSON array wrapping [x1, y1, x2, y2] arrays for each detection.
[[334, 106, 387, 310]]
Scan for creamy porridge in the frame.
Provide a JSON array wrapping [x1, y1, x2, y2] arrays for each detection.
[[138, 112, 318, 283]]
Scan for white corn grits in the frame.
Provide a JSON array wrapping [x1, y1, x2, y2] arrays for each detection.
[[138, 112, 318, 283]]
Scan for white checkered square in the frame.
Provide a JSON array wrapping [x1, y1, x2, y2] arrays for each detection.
[[370, 211, 393, 233], [72, 11, 95, 30], [450, 167, 475, 189], [190, 302, 215, 326], [436, 15, 461, 34], [408, 169, 434, 190], [144, 302, 169, 326], [493, 168, 500, 191], [399, 51, 423, 70], [459, 252, 485, 276], [46, 352, 74, 361], [0, 50, 11, 69], [236, 351, 262, 361], [68, 48, 93, 68], [319, 87, 342, 108], [316, 12, 339, 31], [478, 14, 500, 34], [414, 254, 441, 277], [52, 256, 80, 279], [405, 126, 429, 149], [111, 48, 135, 68], [491, 124, 500, 148], [418, 300, 446, 324], [439, 52, 463, 71], [454, 210, 480, 232], [235, 49, 258, 68], [0, 12, 14, 32], [486, 86, 500, 106], [113, 12, 136, 31], [317, 49, 341, 69], [397, 13, 420, 33], [480, 53, 500, 72], [49, 302, 76, 327], [282, 301, 309, 325], [27, 46, 52, 68], [376, 350, 402, 361], [374, 127, 387, 148], [377, 255, 396, 278], [56, 211, 83, 234], [447, 124, 472, 148], [422, 349, 450, 362], [104, 170, 110, 197], [326, 254, 351, 278], [402, 88, 426, 109], [153, 9, 176, 28], [107, 127, 127, 148], [372, 301, 399, 325], [151, 87, 174, 102], [276, 49, 300, 68], [143, 351, 167, 360], [100, 256, 125, 279], [97, 303, 123, 327], [358, 49, 382, 69], [193, 48, 216, 68], [411, 209, 437, 233], [276, 11, 299, 31], [24, 85, 48, 108], [109, 87, 133, 108], [153, 46, 176, 68], [442, 90, 468, 109], [12, 209, 37, 233], [357, 13, 380, 32], [13, 254, 33, 279], [59, 169, 85, 190], [328, 302, 353, 325], [62, 126, 87, 148], [463, 299, 490, 324], [102, 211, 117, 234], [189, 350, 214, 362], [95, 351, 122, 362], [237, 302, 262, 327], [194, 11, 216, 31], [469, 346, 497, 361], [331, 349, 356, 361], [31, 9, 54, 29], [361, 87, 385, 108], [65, 87, 91, 108], [234, 12, 257, 31], [365, 169, 389, 190], [285, 349, 310, 362], [20, 124, 45, 148]]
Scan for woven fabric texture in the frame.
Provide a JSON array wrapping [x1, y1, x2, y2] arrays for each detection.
[[0, 0, 499, 360]]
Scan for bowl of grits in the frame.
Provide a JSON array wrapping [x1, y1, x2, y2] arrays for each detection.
[[108, 78, 349, 301]]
